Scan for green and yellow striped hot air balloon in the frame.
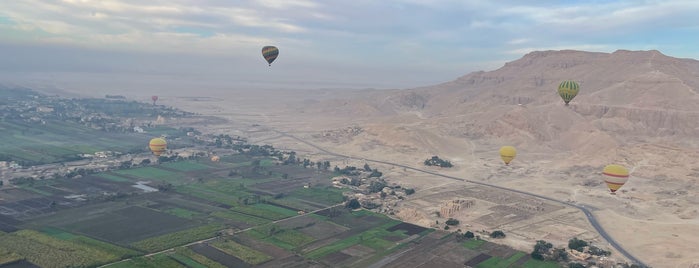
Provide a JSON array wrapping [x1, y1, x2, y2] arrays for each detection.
[[261, 46, 279, 66], [499, 146, 517, 165], [602, 164, 629, 194], [557, 80, 580, 105]]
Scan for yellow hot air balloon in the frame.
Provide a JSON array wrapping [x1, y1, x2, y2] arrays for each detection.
[[211, 155, 220, 162], [499, 146, 516, 165], [602, 164, 629, 194], [149, 137, 167, 156], [557, 80, 580, 105]]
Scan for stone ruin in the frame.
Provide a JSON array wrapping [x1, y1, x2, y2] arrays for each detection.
[[439, 199, 475, 218]]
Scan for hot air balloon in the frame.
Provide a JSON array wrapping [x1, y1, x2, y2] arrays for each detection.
[[149, 137, 167, 156], [211, 155, 220, 162], [152, 95, 158, 105], [602, 164, 629, 194], [557, 80, 579, 105], [261, 46, 279, 66], [499, 146, 516, 165]]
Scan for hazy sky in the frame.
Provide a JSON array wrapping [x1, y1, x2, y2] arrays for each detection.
[[1, 0, 699, 91]]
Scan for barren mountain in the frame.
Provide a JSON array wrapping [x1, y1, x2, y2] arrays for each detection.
[[280, 50, 699, 267]]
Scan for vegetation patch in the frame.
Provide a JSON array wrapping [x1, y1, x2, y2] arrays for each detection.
[[131, 223, 223, 252], [463, 239, 486, 249], [0, 248, 22, 266], [97, 173, 131, 182], [0, 229, 128, 267], [230, 203, 298, 221], [161, 161, 212, 172], [475, 252, 526, 268], [174, 247, 227, 268], [211, 210, 270, 226], [165, 208, 200, 219], [104, 254, 186, 268], [210, 239, 273, 265], [116, 167, 182, 182]]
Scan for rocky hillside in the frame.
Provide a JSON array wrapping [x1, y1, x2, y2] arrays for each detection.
[[295, 49, 699, 180]]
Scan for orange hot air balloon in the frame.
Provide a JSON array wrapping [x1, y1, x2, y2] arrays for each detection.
[[152, 95, 158, 105], [211, 155, 220, 162], [149, 137, 167, 156], [602, 164, 629, 194], [499, 146, 516, 165]]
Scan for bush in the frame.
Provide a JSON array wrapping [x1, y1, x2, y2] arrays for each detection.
[[423, 156, 453, 167], [489, 230, 505, 238], [464, 231, 474, 239], [568, 237, 588, 252], [404, 188, 415, 195], [346, 199, 361, 209], [445, 218, 459, 226]]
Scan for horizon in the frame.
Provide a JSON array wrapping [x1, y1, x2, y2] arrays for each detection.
[[2, 1, 699, 93]]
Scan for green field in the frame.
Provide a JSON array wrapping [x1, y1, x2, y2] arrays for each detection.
[[97, 173, 132, 182], [476, 252, 527, 268], [0, 119, 150, 165], [131, 224, 224, 252], [211, 239, 272, 265], [116, 167, 183, 182], [0, 230, 129, 267], [211, 210, 270, 226], [463, 239, 487, 249], [161, 161, 212, 171]]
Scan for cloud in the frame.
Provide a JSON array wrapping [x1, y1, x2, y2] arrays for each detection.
[[1, 1, 699, 89]]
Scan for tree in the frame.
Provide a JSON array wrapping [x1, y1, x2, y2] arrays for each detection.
[[587, 245, 611, 256], [569, 263, 585, 268], [568, 237, 588, 252], [368, 180, 387, 193], [346, 199, 361, 209], [445, 218, 460, 226], [404, 188, 415, 195], [369, 169, 383, 178], [363, 163, 371, 171], [464, 231, 475, 239], [531, 240, 553, 260], [140, 159, 151, 166], [490, 230, 506, 238], [551, 248, 568, 262]]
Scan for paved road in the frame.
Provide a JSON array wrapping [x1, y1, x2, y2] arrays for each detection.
[[274, 130, 647, 267]]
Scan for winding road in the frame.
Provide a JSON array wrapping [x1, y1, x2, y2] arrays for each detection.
[[273, 130, 647, 267]]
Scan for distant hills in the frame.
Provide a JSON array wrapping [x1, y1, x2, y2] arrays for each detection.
[[295, 49, 699, 178]]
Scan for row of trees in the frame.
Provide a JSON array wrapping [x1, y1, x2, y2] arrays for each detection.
[[423, 156, 453, 167]]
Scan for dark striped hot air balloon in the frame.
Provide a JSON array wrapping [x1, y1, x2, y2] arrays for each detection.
[[557, 80, 580, 105], [261, 46, 279, 66], [602, 164, 629, 194]]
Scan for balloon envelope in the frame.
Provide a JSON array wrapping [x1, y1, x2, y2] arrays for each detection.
[[261, 46, 279, 66], [602, 164, 629, 193], [499, 146, 517, 165], [152, 95, 158, 102], [557, 80, 580, 105], [149, 137, 167, 156]]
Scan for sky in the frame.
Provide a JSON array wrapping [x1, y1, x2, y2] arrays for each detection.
[[1, 0, 699, 91]]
